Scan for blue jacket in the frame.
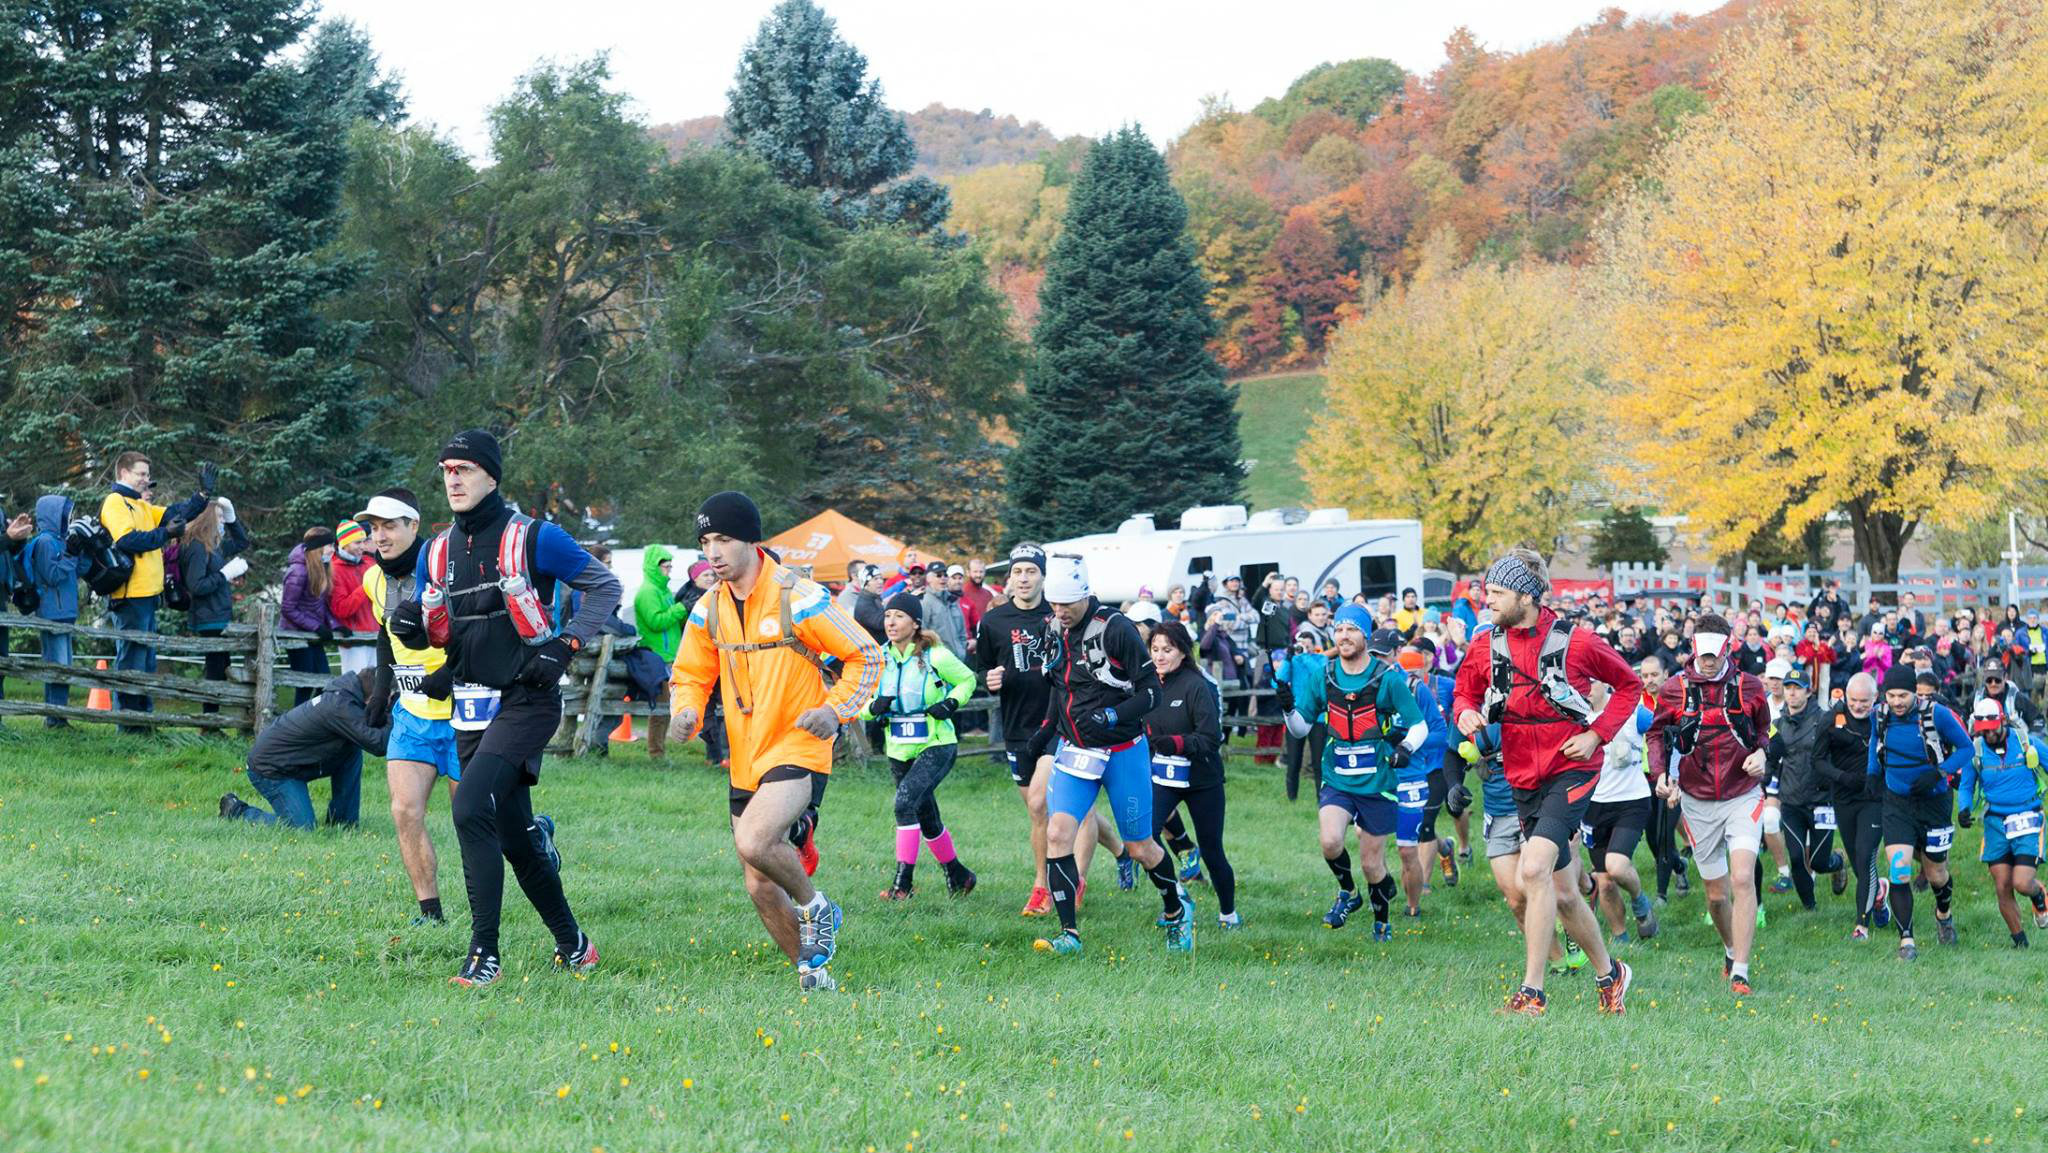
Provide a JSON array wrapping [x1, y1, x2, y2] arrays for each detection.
[[26, 495, 80, 622], [1867, 702, 1971, 796], [1958, 733, 2048, 817], [1403, 671, 1449, 781]]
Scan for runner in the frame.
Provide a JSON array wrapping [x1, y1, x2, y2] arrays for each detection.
[[669, 491, 881, 991], [388, 430, 621, 988], [1869, 663, 1971, 960], [357, 487, 462, 927], [1452, 548, 1637, 1016], [1815, 673, 1886, 939], [1637, 654, 1689, 903], [1280, 606, 1427, 942], [1405, 637, 1466, 886], [1767, 667, 1844, 911], [1144, 620, 1238, 928], [1390, 632, 1450, 916], [974, 544, 1123, 917], [862, 592, 978, 901], [1646, 613, 1771, 995], [1459, 721, 1567, 969], [1582, 679, 1659, 943], [1957, 698, 2048, 947], [1025, 554, 1188, 956]]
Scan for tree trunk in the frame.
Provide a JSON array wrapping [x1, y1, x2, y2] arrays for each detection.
[[1847, 499, 1915, 587]]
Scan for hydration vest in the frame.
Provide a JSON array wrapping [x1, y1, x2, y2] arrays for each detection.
[[1062, 605, 1135, 692], [1484, 616, 1594, 726], [1673, 673, 1758, 756], [1325, 658, 1390, 743], [424, 512, 556, 648]]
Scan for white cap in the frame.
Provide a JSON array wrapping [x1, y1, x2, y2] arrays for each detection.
[[1043, 554, 1091, 604], [946, 564, 965, 577], [354, 494, 420, 523], [1693, 631, 1730, 657], [1974, 697, 2005, 721], [1763, 658, 1793, 680], [1127, 601, 1163, 625]]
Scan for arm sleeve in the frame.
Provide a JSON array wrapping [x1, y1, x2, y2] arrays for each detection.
[[1451, 633, 1490, 717], [1181, 674, 1223, 760], [1104, 618, 1161, 719], [796, 595, 884, 723], [533, 524, 621, 646], [669, 605, 717, 739]]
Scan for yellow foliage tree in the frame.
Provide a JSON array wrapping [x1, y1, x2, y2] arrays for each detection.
[[1601, 0, 2048, 581], [1301, 232, 1604, 573]]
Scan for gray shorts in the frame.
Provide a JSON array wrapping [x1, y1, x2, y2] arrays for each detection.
[[1483, 812, 1524, 860]]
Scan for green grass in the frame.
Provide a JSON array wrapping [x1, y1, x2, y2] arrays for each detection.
[[2, 718, 2045, 1152], [1234, 371, 1323, 512]]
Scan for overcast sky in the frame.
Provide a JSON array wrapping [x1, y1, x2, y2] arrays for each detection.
[[320, 0, 1710, 160]]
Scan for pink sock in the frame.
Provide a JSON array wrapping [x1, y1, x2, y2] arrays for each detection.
[[894, 825, 920, 865], [925, 828, 958, 864]]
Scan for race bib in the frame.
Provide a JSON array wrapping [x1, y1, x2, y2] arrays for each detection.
[[1814, 805, 1838, 832], [889, 714, 932, 742], [1053, 743, 1110, 781], [392, 662, 426, 698], [2005, 810, 2045, 838], [1924, 824, 1956, 854], [1331, 743, 1378, 776], [450, 683, 502, 732], [1151, 754, 1192, 788], [1396, 780, 1428, 810]]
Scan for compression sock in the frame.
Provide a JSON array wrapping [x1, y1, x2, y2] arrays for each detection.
[[1730, 960, 1750, 982], [1368, 875, 1397, 925], [1146, 855, 1185, 918], [1889, 882, 1915, 939], [2030, 883, 2047, 913], [924, 828, 958, 864], [1326, 850, 1356, 893], [418, 897, 443, 922], [1933, 878, 1955, 919], [895, 826, 920, 866], [1047, 854, 1081, 933]]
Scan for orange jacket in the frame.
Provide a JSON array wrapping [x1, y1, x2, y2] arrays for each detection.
[[671, 550, 880, 786]]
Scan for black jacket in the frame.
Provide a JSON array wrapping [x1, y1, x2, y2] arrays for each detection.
[[975, 597, 1055, 741], [1767, 700, 1828, 807], [1813, 704, 1876, 805], [1042, 598, 1160, 749], [177, 521, 250, 629], [1144, 662, 1225, 788], [247, 672, 389, 781]]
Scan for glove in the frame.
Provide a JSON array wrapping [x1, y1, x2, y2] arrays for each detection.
[[1446, 782, 1474, 817], [1957, 807, 1974, 829], [364, 667, 394, 728], [868, 694, 896, 719], [333, 625, 353, 639], [520, 636, 575, 687], [1080, 706, 1120, 745], [1272, 679, 1294, 713], [216, 496, 236, 524], [1153, 732, 1185, 757], [1907, 769, 1944, 798], [314, 625, 333, 643], [927, 698, 958, 722], [389, 600, 427, 648], [66, 515, 95, 544], [220, 556, 249, 581], [198, 462, 219, 497], [419, 664, 455, 701], [1386, 744, 1411, 771], [162, 516, 186, 540], [1023, 723, 1055, 766]]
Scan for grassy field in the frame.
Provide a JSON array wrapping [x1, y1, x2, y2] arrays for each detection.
[[3, 718, 2046, 1152], [1234, 372, 1322, 511]]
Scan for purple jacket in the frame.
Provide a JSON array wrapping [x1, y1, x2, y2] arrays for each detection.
[[280, 544, 338, 633]]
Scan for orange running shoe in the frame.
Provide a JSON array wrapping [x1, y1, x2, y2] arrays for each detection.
[[1598, 960, 1634, 1015], [1500, 988, 1546, 1017], [1021, 886, 1052, 916]]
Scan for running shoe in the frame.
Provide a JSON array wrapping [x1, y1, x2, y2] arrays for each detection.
[[1021, 886, 1052, 917], [878, 886, 913, 901], [1613, 930, 1632, 946], [1898, 939, 1918, 962], [1439, 840, 1460, 887], [1372, 921, 1393, 943], [945, 865, 977, 896], [1730, 974, 1752, 998], [1756, 904, 1768, 929], [1874, 880, 1892, 928], [1033, 930, 1083, 956], [1936, 915, 1958, 946], [1549, 939, 1587, 975], [1673, 862, 1691, 897], [530, 815, 560, 874], [1501, 988, 1546, 1017], [1218, 912, 1243, 930], [1597, 960, 1633, 1015], [1770, 874, 1792, 894], [799, 966, 837, 993], [218, 792, 246, 820], [1165, 890, 1195, 953], [1851, 924, 1870, 941], [1459, 843, 1474, 866], [553, 932, 598, 975], [1632, 892, 1659, 940], [1179, 846, 1205, 885], [451, 948, 500, 988], [1723, 953, 1734, 978], [796, 894, 842, 973], [1117, 853, 1137, 891], [1832, 868, 1848, 897], [1323, 891, 1363, 930], [2034, 907, 2048, 931], [408, 912, 447, 928]]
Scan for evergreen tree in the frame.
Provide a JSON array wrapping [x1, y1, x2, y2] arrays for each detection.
[[1587, 505, 1668, 568], [724, 0, 948, 231], [1008, 127, 1241, 542], [0, 4, 398, 525]]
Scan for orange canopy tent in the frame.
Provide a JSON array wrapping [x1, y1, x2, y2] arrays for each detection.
[[763, 509, 909, 585]]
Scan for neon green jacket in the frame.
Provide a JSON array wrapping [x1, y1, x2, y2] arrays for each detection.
[[633, 545, 690, 664], [860, 641, 975, 759]]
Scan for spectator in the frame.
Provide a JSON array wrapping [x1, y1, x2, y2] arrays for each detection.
[[217, 668, 388, 829], [1978, 657, 2044, 734], [1188, 571, 1216, 621], [99, 451, 213, 723], [1163, 584, 1192, 626], [1734, 624, 1771, 677], [1394, 587, 1423, 638], [632, 544, 691, 759], [676, 559, 728, 766], [329, 519, 379, 674], [281, 526, 340, 706], [0, 503, 28, 699], [176, 499, 251, 714], [1215, 574, 1254, 655], [1318, 578, 1343, 615], [25, 495, 82, 724], [1860, 630, 1894, 679], [2022, 609, 2048, 697], [840, 562, 887, 644], [921, 564, 969, 662], [959, 557, 992, 639]]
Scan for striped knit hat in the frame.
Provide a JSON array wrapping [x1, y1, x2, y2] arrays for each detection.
[[334, 519, 367, 552]]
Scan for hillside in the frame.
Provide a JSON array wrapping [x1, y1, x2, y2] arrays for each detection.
[[647, 103, 1082, 177], [1235, 371, 1322, 511]]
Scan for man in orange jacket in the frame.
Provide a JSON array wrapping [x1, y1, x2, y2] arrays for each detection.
[[671, 491, 881, 992]]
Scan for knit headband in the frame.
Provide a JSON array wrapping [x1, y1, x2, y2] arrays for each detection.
[[1484, 554, 1547, 599]]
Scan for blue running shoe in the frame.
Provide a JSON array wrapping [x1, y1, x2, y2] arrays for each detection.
[[1372, 921, 1393, 943], [1632, 891, 1659, 940], [1323, 890, 1363, 929], [796, 893, 842, 973], [1179, 846, 1204, 885], [1117, 852, 1137, 891], [1033, 930, 1084, 956], [1166, 888, 1195, 953], [530, 814, 561, 874]]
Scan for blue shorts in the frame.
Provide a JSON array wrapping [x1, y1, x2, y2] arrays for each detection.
[[387, 707, 461, 781], [1047, 737, 1154, 842], [1982, 809, 2045, 865], [1395, 779, 1429, 846], [1319, 786, 1397, 836]]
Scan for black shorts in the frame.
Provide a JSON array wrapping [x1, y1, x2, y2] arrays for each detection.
[[1005, 741, 1044, 788], [452, 683, 561, 785], [1582, 795, 1651, 873], [1880, 789, 1955, 860], [729, 765, 827, 820], [1513, 769, 1598, 868]]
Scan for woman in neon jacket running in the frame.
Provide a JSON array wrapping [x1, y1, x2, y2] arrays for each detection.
[[860, 592, 978, 901]]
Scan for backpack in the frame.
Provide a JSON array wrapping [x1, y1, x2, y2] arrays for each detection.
[[81, 524, 133, 597], [161, 539, 190, 611], [1483, 616, 1593, 726], [1674, 673, 1758, 756], [1324, 656, 1391, 743], [4, 539, 35, 614]]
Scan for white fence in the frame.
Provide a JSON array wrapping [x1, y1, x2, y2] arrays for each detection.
[[1609, 561, 2048, 615]]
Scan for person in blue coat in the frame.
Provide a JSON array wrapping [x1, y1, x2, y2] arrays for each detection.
[[1956, 697, 2048, 947], [1868, 663, 1973, 959], [25, 495, 83, 723]]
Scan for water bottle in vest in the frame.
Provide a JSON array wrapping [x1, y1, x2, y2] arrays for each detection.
[[501, 571, 553, 643], [423, 581, 451, 648]]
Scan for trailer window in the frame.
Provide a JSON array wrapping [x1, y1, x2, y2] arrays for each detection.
[[1238, 562, 1278, 592], [1358, 555, 1397, 600], [1186, 555, 1213, 576]]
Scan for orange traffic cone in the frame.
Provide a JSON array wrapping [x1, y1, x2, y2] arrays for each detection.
[[88, 659, 112, 711], [610, 713, 636, 742]]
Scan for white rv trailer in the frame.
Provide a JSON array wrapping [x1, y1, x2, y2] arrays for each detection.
[[1041, 506, 1425, 604]]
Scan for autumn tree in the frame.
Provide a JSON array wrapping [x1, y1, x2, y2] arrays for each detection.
[[1302, 232, 1604, 573], [1601, 0, 2048, 583]]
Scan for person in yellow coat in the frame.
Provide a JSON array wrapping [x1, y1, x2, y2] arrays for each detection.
[[671, 491, 880, 993], [99, 451, 213, 722]]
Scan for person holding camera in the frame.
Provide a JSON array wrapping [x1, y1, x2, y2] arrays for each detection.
[[100, 452, 215, 723], [24, 496, 83, 722]]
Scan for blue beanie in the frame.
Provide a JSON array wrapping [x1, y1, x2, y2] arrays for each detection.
[[1334, 604, 1373, 636]]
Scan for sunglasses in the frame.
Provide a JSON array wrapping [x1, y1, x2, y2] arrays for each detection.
[[1986, 676, 2005, 684]]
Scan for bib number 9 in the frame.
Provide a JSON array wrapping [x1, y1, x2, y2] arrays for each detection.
[[1331, 743, 1377, 776]]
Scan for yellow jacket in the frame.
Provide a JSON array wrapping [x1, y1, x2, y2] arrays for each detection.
[[98, 490, 168, 599], [671, 551, 880, 788], [363, 563, 451, 721]]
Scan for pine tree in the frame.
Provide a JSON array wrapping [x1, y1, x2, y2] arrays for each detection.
[[1008, 127, 1241, 542], [0, 5, 399, 525], [1587, 506, 1667, 568]]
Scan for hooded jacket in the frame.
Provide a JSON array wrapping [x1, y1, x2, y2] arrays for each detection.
[[633, 545, 690, 664], [280, 543, 339, 634], [246, 671, 390, 781], [26, 495, 80, 622], [1646, 661, 1771, 801]]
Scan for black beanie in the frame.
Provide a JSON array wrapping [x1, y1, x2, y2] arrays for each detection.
[[696, 491, 763, 543], [1881, 663, 1918, 695], [885, 592, 924, 625], [439, 428, 503, 483]]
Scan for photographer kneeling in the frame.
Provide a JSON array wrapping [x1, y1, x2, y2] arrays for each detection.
[[219, 668, 396, 830]]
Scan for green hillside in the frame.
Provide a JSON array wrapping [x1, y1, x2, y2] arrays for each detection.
[[1235, 372, 1323, 510]]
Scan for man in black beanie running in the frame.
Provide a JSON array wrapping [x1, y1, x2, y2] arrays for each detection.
[[390, 428, 624, 987]]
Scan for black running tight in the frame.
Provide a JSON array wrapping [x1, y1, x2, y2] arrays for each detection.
[[889, 745, 957, 836], [1153, 781, 1235, 916], [452, 751, 579, 957]]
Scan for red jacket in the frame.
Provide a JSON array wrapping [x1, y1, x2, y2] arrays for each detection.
[[328, 551, 379, 634], [1645, 664, 1771, 801], [1453, 608, 1642, 790]]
